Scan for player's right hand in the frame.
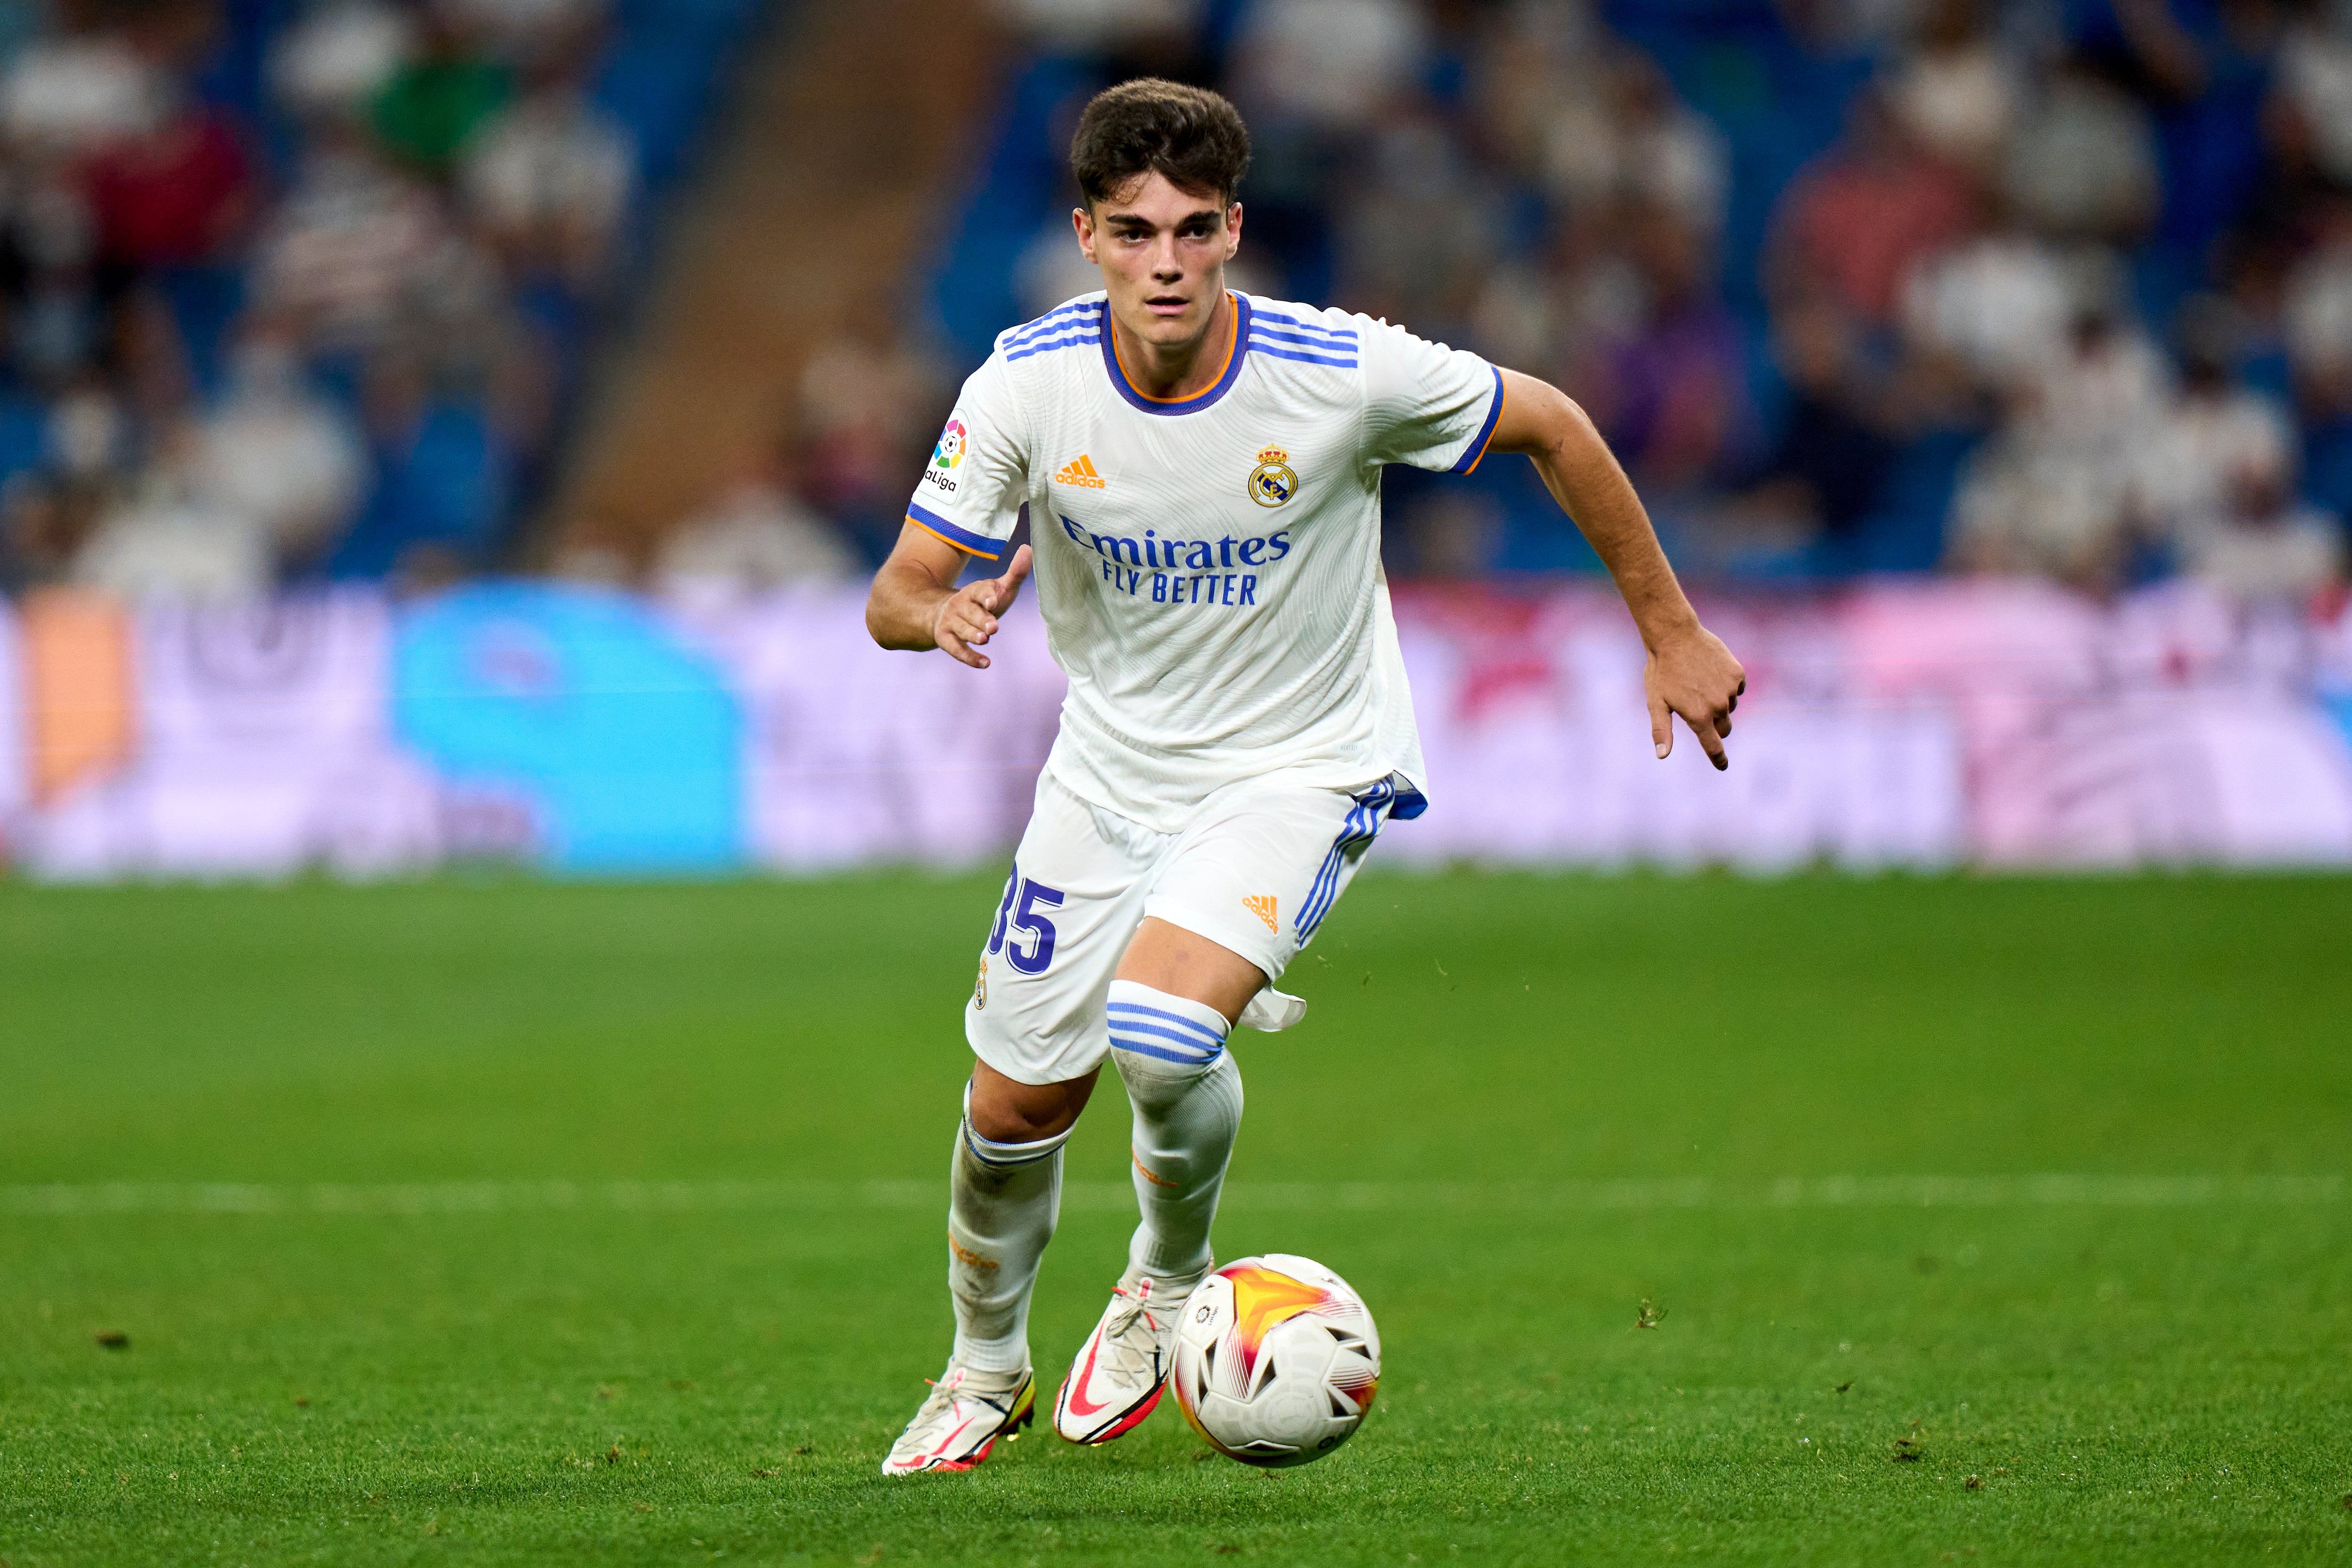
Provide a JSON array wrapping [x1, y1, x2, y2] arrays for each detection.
[[1646, 622, 1744, 771], [934, 544, 1034, 669]]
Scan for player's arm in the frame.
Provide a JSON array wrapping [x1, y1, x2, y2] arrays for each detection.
[[1488, 368, 1747, 769], [866, 525, 1035, 670]]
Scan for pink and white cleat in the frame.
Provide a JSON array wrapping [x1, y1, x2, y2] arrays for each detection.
[[880, 1361, 1035, 1476], [1053, 1270, 1197, 1445]]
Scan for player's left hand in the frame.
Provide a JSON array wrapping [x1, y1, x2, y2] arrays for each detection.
[[933, 544, 1034, 669], [1645, 625, 1745, 772]]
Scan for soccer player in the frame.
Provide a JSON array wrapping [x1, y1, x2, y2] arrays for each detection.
[[867, 80, 1744, 1475]]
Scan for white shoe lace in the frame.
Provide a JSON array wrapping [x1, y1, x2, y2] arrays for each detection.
[[890, 1363, 1025, 1458], [1092, 1277, 1179, 1385]]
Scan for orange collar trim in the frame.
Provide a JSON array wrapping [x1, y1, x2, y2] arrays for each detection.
[[1109, 292, 1239, 404]]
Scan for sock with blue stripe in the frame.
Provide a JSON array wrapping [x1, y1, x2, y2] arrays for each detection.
[[1106, 980, 1244, 1284], [947, 1081, 1070, 1373]]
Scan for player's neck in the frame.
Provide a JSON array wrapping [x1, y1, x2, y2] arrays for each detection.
[[1109, 289, 1234, 403]]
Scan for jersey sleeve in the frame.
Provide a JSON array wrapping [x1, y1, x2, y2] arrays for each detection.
[[1358, 317, 1506, 475], [905, 354, 1029, 562]]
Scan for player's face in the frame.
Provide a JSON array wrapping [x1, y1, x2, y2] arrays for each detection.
[[1073, 173, 1242, 351]]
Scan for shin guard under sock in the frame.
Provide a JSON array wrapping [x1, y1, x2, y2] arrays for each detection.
[[947, 1082, 1069, 1372], [1106, 980, 1244, 1285]]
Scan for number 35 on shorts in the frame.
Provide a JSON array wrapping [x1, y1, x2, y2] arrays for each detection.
[[986, 864, 1064, 976]]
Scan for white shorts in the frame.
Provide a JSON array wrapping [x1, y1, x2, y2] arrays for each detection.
[[965, 768, 1403, 1085]]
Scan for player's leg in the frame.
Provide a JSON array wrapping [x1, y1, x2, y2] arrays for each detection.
[[1053, 774, 1402, 1447], [885, 776, 1157, 1475], [1107, 920, 1257, 1285], [1051, 921, 1258, 1443]]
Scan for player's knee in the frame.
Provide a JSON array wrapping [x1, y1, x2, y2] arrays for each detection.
[[1106, 980, 1232, 1106], [966, 1067, 1095, 1143]]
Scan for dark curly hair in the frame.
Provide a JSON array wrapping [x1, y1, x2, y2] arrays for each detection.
[[1070, 78, 1251, 208]]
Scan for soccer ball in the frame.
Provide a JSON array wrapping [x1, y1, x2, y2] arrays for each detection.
[[1170, 1254, 1380, 1467]]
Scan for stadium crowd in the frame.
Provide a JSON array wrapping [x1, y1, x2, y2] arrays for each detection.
[[0, 0, 754, 600], [843, 0, 2352, 604], [1, 0, 2345, 608]]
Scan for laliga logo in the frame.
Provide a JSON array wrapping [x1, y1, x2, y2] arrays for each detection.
[[933, 419, 968, 470], [1248, 445, 1297, 508]]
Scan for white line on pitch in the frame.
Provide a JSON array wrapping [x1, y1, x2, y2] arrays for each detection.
[[0, 1174, 2338, 1218]]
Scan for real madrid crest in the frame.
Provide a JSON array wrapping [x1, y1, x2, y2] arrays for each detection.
[[1248, 445, 1297, 508]]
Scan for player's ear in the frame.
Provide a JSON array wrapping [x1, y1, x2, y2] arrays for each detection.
[[1224, 202, 1242, 261], [1072, 205, 1097, 264]]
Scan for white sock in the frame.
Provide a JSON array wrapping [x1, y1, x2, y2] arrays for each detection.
[[947, 1082, 1069, 1373], [1107, 979, 1244, 1286]]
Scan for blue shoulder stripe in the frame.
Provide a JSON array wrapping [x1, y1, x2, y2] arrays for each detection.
[[1251, 324, 1364, 353], [1249, 338, 1359, 369], [1250, 307, 1359, 342], [1004, 329, 1101, 363], [1001, 300, 1100, 350]]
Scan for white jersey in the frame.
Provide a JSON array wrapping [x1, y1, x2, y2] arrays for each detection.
[[904, 290, 1503, 833]]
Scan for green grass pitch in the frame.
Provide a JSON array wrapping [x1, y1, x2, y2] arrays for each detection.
[[3, 870, 2349, 1566]]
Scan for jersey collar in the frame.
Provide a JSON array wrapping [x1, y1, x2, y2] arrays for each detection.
[[1099, 292, 1250, 416]]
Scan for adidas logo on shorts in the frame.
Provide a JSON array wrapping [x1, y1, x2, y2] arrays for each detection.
[[1242, 894, 1278, 933], [1055, 454, 1106, 489]]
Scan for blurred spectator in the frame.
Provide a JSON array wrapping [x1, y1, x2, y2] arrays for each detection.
[[1, 24, 157, 155], [1535, 49, 1729, 239], [271, 0, 416, 123], [2278, 2, 2352, 184], [0, 380, 122, 587], [1886, 0, 2018, 175], [2001, 62, 2161, 242], [4, 167, 107, 389], [460, 48, 635, 291], [2140, 332, 2295, 533], [2178, 469, 2345, 600], [655, 473, 858, 599], [1581, 209, 1754, 490], [1337, 116, 1501, 332], [795, 326, 946, 562], [81, 91, 254, 270], [1738, 294, 1895, 543], [1947, 422, 2137, 590], [254, 126, 444, 351], [47, 380, 127, 484], [1947, 308, 2169, 591], [191, 324, 366, 568], [1230, 0, 1427, 133], [1771, 89, 1978, 327], [1014, 216, 1103, 321], [1902, 227, 2079, 390], [1468, 0, 1605, 178], [369, 12, 509, 174], [2040, 310, 2171, 467], [73, 422, 270, 602]]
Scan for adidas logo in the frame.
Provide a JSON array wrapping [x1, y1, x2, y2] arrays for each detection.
[[1241, 894, 1277, 933], [1055, 454, 1106, 488]]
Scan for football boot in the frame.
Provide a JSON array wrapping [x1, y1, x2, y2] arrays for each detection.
[[1053, 1268, 1198, 1444], [879, 1360, 1035, 1476]]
